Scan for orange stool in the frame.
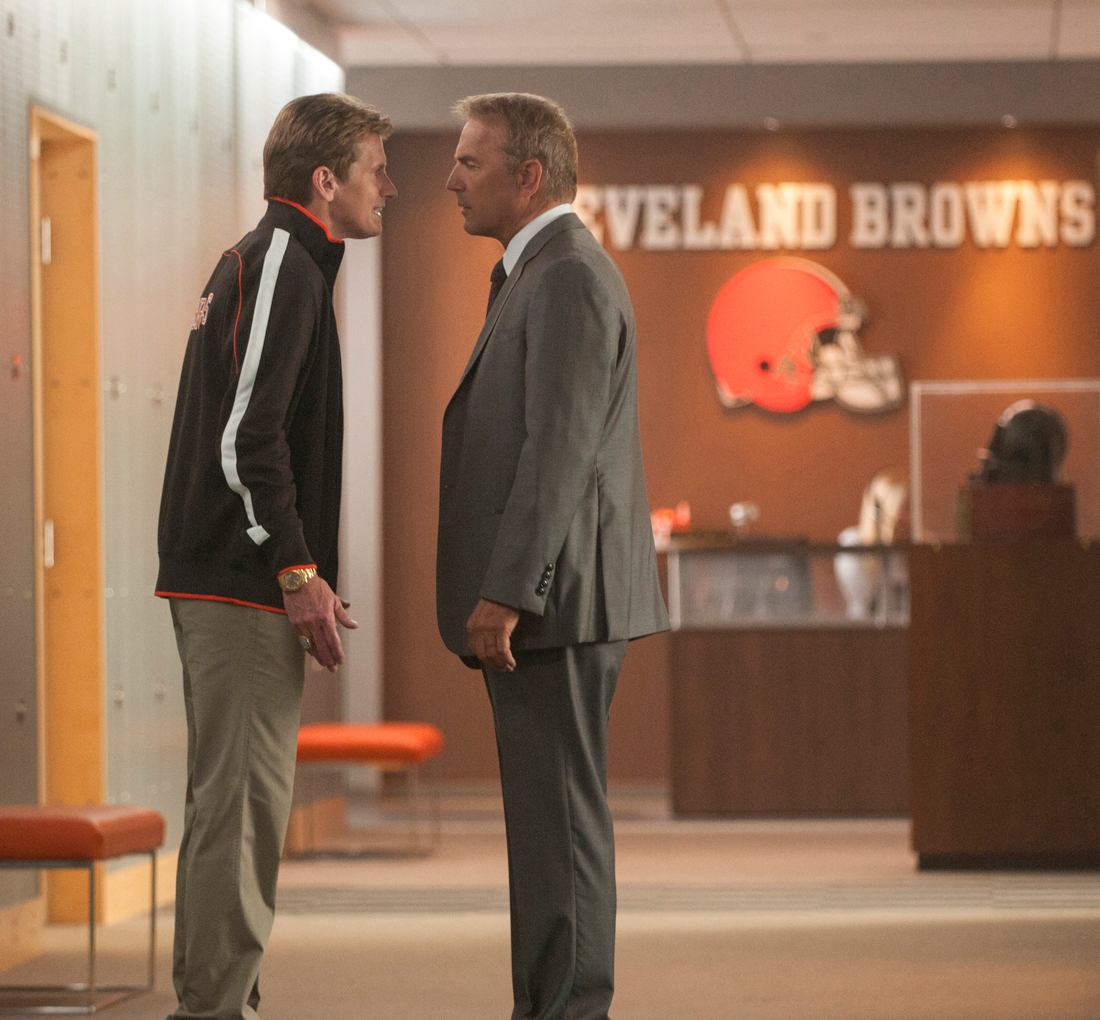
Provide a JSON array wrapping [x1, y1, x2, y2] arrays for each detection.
[[295, 723, 444, 856], [0, 805, 165, 1014]]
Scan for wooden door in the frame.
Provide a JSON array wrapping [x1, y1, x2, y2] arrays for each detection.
[[30, 107, 106, 922]]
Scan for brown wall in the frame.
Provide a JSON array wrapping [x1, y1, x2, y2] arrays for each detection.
[[381, 126, 1100, 782]]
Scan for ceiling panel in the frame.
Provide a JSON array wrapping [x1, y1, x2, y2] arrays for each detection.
[[737, 4, 1057, 62], [725, 0, 1051, 8], [1058, 1, 1100, 56], [387, 0, 719, 16], [419, 10, 742, 64], [338, 6, 744, 65], [339, 23, 441, 64], [315, 0, 1089, 66], [318, 0, 724, 24]]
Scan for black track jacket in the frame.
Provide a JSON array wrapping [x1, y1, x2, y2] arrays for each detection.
[[156, 199, 345, 613]]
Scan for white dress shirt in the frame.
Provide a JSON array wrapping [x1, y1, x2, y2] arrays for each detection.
[[502, 203, 574, 276]]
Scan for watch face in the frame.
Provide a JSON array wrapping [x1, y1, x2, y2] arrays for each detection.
[[283, 570, 303, 592]]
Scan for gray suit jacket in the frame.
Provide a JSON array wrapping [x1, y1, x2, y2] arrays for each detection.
[[436, 212, 669, 658]]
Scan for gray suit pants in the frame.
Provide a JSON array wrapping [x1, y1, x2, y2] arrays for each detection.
[[484, 640, 628, 1020], [169, 598, 304, 1020]]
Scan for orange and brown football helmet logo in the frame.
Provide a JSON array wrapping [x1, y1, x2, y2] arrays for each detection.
[[705, 258, 904, 414]]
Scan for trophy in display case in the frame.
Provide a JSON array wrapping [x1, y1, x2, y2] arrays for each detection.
[[957, 400, 1076, 541], [909, 379, 1100, 545]]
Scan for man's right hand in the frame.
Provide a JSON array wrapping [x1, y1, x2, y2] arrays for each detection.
[[466, 598, 520, 672], [284, 576, 358, 670]]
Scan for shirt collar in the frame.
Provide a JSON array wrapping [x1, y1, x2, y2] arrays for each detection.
[[263, 198, 346, 291], [502, 203, 574, 276]]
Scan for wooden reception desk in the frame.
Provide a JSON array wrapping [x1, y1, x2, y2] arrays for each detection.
[[670, 627, 910, 816], [667, 537, 910, 817], [909, 542, 1100, 869]]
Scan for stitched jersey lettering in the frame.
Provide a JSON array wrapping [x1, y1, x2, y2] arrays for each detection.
[[191, 292, 214, 331]]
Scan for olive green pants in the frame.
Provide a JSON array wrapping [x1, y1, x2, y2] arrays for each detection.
[[168, 597, 304, 1020]]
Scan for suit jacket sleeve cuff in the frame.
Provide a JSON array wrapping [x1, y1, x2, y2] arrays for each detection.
[[479, 565, 553, 617]]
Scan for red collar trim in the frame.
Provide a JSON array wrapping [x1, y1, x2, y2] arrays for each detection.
[[269, 196, 343, 245]]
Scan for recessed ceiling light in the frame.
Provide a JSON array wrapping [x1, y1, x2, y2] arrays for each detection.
[[764, 118, 780, 132], [1002, 114, 1018, 128]]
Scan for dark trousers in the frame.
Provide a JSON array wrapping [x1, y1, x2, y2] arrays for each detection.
[[484, 640, 628, 1020]]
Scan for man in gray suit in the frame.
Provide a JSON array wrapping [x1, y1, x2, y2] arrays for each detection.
[[437, 92, 668, 1020]]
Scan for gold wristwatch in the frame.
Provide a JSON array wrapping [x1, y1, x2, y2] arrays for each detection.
[[278, 566, 317, 593]]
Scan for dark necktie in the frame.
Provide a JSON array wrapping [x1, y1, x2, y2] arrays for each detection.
[[486, 259, 507, 316]]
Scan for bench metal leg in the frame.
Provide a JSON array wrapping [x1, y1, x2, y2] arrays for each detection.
[[308, 766, 317, 852], [406, 759, 442, 854], [147, 851, 156, 992], [0, 853, 157, 1015], [87, 861, 96, 1006], [288, 758, 442, 859], [407, 764, 420, 852], [429, 756, 442, 851]]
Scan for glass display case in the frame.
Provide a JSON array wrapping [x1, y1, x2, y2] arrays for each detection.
[[666, 536, 909, 630], [910, 379, 1100, 543], [667, 536, 911, 815]]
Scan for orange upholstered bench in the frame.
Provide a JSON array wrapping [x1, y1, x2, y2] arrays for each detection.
[[0, 805, 165, 1014], [295, 723, 444, 855]]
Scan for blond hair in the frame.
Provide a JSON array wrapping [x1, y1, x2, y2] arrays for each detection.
[[264, 93, 393, 206], [454, 92, 577, 203]]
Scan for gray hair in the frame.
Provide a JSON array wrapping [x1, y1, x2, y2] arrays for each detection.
[[454, 92, 578, 203]]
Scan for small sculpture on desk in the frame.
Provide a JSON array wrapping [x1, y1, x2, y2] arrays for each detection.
[[728, 501, 760, 538], [960, 401, 1076, 541], [835, 470, 909, 620], [650, 500, 691, 552]]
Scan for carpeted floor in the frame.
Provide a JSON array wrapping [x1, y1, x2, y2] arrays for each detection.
[[3, 789, 1099, 1019]]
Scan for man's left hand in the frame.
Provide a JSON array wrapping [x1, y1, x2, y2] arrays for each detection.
[[285, 576, 357, 671], [467, 598, 520, 672]]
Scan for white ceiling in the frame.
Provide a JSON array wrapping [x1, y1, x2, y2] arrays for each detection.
[[301, 0, 1100, 67]]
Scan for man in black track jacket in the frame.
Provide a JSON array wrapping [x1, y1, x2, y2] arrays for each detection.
[[155, 93, 395, 1020]]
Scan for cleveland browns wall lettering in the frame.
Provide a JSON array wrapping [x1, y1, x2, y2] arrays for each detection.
[[573, 180, 1096, 252]]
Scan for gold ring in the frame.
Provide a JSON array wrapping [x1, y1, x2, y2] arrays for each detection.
[[299, 635, 313, 652]]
